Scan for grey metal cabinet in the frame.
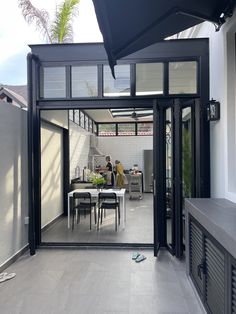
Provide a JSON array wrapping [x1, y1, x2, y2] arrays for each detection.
[[189, 216, 227, 313]]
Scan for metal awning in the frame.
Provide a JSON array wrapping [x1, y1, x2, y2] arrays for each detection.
[[92, 0, 234, 75]]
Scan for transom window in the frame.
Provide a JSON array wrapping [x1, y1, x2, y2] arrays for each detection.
[[103, 65, 130, 97], [136, 63, 163, 96]]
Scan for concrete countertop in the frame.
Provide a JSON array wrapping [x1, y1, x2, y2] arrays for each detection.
[[185, 198, 236, 259]]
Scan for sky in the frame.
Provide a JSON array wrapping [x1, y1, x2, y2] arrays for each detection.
[[0, 0, 103, 85]]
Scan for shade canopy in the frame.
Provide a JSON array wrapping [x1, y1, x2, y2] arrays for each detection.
[[92, 0, 234, 75]]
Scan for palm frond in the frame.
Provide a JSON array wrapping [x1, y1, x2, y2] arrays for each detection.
[[18, 0, 52, 43], [51, 0, 80, 43]]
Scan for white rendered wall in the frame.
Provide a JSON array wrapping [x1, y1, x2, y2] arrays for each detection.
[[0, 101, 28, 266], [41, 121, 64, 228], [41, 110, 68, 129], [179, 13, 236, 202], [69, 121, 91, 180], [98, 136, 153, 171]]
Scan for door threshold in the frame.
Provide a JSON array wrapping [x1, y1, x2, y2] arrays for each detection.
[[39, 242, 153, 250]]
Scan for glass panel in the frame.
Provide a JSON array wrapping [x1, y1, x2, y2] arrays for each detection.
[[93, 121, 97, 134], [69, 110, 74, 121], [74, 110, 80, 124], [137, 123, 153, 135], [182, 107, 192, 245], [72, 66, 98, 97], [103, 65, 130, 96], [136, 63, 163, 95], [80, 111, 85, 128], [166, 108, 173, 248], [42, 67, 66, 98], [169, 61, 197, 94], [99, 124, 116, 136], [84, 115, 88, 130], [118, 123, 135, 136], [88, 119, 93, 132]]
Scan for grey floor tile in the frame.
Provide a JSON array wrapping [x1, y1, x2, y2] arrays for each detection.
[[0, 249, 205, 314]]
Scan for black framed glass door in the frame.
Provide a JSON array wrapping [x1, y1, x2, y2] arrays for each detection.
[[154, 100, 196, 258]]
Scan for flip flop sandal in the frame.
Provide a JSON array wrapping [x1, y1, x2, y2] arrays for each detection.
[[132, 252, 140, 260], [135, 254, 147, 263], [0, 273, 8, 279], [0, 273, 16, 283]]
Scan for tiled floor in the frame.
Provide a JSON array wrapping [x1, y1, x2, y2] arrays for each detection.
[[0, 249, 204, 314], [42, 193, 153, 244]]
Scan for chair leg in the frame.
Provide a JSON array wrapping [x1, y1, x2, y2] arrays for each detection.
[[72, 209, 75, 230], [118, 205, 120, 225], [101, 208, 103, 224], [90, 208, 92, 230], [94, 206, 97, 225], [97, 207, 100, 230], [115, 208, 117, 231]]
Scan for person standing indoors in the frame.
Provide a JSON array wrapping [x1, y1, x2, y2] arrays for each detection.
[[104, 155, 114, 186], [115, 160, 125, 188]]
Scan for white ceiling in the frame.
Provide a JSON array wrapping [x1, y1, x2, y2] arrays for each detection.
[[83, 109, 153, 123]]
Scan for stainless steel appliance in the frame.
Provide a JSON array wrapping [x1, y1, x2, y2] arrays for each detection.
[[143, 150, 153, 192]]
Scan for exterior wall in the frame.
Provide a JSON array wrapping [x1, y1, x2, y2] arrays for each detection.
[[0, 101, 28, 266], [98, 136, 153, 171], [179, 13, 236, 202], [41, 121, 64, 228], [69, 120, 91, 180]]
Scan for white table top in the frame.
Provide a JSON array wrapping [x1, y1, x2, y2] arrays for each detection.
[[68, 188, 126, 197]]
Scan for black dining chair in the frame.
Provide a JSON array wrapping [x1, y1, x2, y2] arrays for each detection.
[[98, 192, 120, 231], [72, 192, 97, 230]]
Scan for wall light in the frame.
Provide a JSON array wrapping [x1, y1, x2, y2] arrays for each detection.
[[207, 98, 220, 121]]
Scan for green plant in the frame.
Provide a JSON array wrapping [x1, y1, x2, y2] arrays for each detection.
[[92, 176, 106, 186], [18, 0, 80, 43], [182, 128, 191, 198]]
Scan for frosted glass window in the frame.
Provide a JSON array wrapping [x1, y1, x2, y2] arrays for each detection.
[[72, 66, 98, 97], [169, 61, 197, 94], [103, 65, 130, 96], [42, 67, 66, 98], [136, 63, 163, 95]]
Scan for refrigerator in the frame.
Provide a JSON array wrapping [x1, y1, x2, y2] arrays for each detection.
[[143, 150, 153, 192]]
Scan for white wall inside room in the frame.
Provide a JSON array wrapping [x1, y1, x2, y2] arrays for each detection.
[[0, 101, 28, 266], [41, 121, 64, 228], [178, 12, 236, 202], [98, 136, 153, 171], [69, 120, 91, 180]]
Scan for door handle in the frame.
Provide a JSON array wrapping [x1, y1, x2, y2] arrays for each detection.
[[153, 179, 156, 196], [197, 258, 206, 280]]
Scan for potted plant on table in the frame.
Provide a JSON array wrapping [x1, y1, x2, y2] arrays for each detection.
[[89, 173, 106, 191]]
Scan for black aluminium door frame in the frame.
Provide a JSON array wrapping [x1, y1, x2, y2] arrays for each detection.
[[28, 96, 210, 257]]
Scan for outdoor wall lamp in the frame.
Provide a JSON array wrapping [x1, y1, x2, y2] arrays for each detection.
[[207, 98, 220, 121]]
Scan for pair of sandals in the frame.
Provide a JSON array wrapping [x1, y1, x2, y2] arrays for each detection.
[[132, 252, 146, 263], [0, 272, 16, 283]]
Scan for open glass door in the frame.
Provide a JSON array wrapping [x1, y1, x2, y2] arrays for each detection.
[[165, 107, 175, 254]]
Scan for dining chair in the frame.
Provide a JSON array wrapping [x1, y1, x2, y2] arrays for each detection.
[[98, 192, 120, 231], [72, 192, 97, 230]]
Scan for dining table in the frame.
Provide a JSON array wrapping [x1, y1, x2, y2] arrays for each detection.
[[67, 188, 126, 229]]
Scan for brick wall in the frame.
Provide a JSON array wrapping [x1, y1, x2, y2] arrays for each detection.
[[97, 136, 153, 171]]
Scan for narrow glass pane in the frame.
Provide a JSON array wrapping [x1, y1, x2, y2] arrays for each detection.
[[88, 119, 93, 132], [182, 107, 192, 246], [42, 67, 66, 98], [137, 123, 153, 135], [103, 65, 130, 97], [136, 63, 163, 95], [84, 115, 88, 130], [80, 111, 85, 128], [74, 110, 79, 124], [93, 122, 97, 134], [169, 61, 197, 94], [72, 66, 98, 97], [166, 108, 173, 248], [69, 110, 74, 121], [118, 123, 135, 136], [99, 124, 116, 136]]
